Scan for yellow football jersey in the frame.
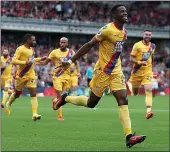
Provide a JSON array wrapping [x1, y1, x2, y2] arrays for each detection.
[[48, 48, 75, 77], [1, 56, 13, 78], [70, 63, 78, 77], [12, 45, 37, 78], [94, 22, 127, 75], [131, 40, 156, 76]]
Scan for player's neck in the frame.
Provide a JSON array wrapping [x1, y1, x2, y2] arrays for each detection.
[[113, 21, 124, 30], [142, 40, 150, 46], [24, 44, 31, 49], [60, 48, 67, 52]]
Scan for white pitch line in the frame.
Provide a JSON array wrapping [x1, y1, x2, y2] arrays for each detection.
[[8, 106, 169, 112]]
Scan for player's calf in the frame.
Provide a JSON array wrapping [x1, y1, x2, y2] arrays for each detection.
[[87, 92, 101, 108]]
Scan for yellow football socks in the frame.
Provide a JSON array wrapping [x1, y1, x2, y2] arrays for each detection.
[[31, 97, 38, 115], [145, 91, 152, 113], [57, 107, 62, 117], [119, 105, 132, 136], [2, 91, 9, 105], [66, 96, 88, 107]]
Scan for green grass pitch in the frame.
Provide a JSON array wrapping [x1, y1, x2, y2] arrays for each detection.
[[1, 95, 169, 151]]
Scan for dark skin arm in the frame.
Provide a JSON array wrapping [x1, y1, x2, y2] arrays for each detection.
[[56, 37, 98, 73], [71, 38, 97, 62]]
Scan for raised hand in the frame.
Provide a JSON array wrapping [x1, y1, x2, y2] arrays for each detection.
[[55, 61, 71, 77]]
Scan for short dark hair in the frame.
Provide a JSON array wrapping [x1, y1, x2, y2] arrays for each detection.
[[111, 4, 125, 15], [23, 34, 34, 43], [144, 29, 152, 32]]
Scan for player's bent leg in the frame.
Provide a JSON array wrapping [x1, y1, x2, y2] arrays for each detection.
[[28, 88, 41, 121], [143, 84, 154, 119], [5, 89, 21, 115], [113, 89, 146, 148], [87, 92, 101, 108], [52, 91, 101, 110], [54, 90, 64, 121]]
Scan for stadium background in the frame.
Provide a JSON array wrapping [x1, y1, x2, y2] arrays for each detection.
[[1, 1, 170, 151], [1, 1, 170, 96]]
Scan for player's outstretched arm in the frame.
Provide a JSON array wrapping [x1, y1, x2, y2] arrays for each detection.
[[34, 56, 48, 65], [71, 37, 98, 63], [56, 37, 98, 72]]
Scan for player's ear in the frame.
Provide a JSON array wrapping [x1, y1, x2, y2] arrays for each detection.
[[112, 14, 116, 19]]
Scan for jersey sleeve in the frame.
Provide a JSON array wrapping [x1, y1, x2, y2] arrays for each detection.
[[12, 48, 26, 65], [48, 50, 55, 60], [94, 25, 108, 42], [130, 43, 138, 56]]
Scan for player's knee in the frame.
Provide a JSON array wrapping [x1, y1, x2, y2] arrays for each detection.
[[133, 92, 138, 96], [87, 98, 99, 108], [145, 89, 152, 93], [87, 101, 96, 108], [14, 93, 21, 98], [118, 97, 128, 106], [30, 93, 36, 97]]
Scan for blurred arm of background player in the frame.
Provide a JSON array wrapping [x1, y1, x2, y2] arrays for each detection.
[[130, 55, 147, 66]]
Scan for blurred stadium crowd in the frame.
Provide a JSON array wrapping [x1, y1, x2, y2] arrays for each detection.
[[1, 1, 169, 27], [1, 34, 169, 92], [1, 1, 170, 94]]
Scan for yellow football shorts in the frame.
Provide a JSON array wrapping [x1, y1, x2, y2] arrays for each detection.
[[90, 69, 126, 97], [129, 72, 153, 88], [15, 76, 37, 91], [53, 76, 71, 91]]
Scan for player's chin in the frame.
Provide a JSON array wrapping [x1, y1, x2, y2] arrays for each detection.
[[123, 19, 128, 23]]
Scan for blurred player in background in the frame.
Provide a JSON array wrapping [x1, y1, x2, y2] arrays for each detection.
[[70, 62, 80, 96], [1, 49, 13, 108], [53, 4, 146, 148], [85, 60, 94, 96], [5, 34, 47, 121], [40, 37, 75, 121], [128, 30, 156, 119]]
